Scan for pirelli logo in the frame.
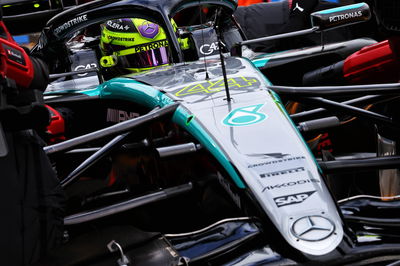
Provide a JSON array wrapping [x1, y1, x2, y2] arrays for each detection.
[[260, 167, 305, 178]]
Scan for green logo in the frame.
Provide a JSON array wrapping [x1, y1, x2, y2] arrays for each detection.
[[223, 104, 267, 126]]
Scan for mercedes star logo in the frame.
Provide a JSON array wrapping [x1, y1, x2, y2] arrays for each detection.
[[291, 215, 335, 242], [142, 21, 157, 34], [138, 21, 159, 39]]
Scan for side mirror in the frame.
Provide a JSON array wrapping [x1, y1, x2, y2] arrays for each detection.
[[311, 3, 371, 31]]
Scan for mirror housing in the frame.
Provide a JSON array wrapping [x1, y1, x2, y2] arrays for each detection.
[[311, 3, 371, 31]]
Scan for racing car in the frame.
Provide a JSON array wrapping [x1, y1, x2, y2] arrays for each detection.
[[26, 0, 400, 265]]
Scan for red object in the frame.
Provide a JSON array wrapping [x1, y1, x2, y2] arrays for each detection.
[[46, 105, 66, 144], [343, 37, 400, 84], [237, 0, 269, 6], [0, 21, 34, 89]]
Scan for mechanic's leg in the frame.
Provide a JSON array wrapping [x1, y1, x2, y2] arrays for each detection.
[[0, 131, 65, 265]]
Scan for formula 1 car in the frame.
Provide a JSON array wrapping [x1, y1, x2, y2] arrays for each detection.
[[28, 0, 400, 265]]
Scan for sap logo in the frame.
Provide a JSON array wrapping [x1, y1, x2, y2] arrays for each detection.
[[199, 42, 219, 56], [274, 191, 316, 208], [263, 179, 320, 192], [107, 21, 130, 31], [329, 11, 362, 22], [74, 63, 97, 77], [107, 109, 139, 123]]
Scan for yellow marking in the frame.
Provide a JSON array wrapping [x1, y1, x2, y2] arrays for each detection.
[[175, 77, 259, 97]]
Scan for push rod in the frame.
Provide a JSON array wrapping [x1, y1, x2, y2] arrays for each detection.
[[64, 183, 193, 225], [296, 97, 397, 129], [45, 103, 179, 154], [269, 83, 400, 97], [319, 156, 400, 174], [61, 132, 130, 187], [240, 27, 319, 46], [290, 95, 395, 122], [343, 215, 400, 227]]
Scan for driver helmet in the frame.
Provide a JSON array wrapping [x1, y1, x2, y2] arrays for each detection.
[[100, 18, 170, 73]]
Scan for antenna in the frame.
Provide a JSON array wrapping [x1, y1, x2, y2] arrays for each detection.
[[198, 2, 210, 80], [215, 8, 231, 102]]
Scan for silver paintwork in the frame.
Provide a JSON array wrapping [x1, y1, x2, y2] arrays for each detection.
[[291, 215, 335, 242], [131, 56, 344, 255]]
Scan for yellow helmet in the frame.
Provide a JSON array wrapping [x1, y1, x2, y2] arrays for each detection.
[[100, 18, 170, 73]]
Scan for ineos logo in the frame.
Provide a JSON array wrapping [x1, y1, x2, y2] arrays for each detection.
[[200, 42, 219, 55]]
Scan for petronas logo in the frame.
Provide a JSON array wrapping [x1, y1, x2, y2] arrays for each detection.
[[223, 104, 267, 127]]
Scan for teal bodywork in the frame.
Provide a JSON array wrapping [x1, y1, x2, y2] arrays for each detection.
[[62, 75, 247, 189]]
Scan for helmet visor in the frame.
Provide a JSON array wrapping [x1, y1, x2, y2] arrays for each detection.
[[117, 46, 170, 70]]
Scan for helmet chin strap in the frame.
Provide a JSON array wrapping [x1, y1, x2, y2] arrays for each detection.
[[100, 55, 118, 68]]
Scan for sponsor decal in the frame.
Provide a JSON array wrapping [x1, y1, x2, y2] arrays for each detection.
[[74, 63, 97, 77], [106, 109, 139, 123], [291, 215, 335, 241], [106, 20, 131, 31], [218, 172, 241, 209], [54, 15, 88, 35], [293, 3, 304, 12], [174, 76, 259, 97], [130, 40, 168, 54], [4, 45, 25, 65], [329, 11, 362, 22], [262, 178, 320, 192], [107, 36, 135, 42], [260, 166, 305, 178], [247, 153, 290, 159], [248, 156, 306, 169], [199, 42, 219, 55], [36, 34, 48, 50], [223, 104, 266, 127], [138, 21, 159, 39], [274, 191, 316, 207]]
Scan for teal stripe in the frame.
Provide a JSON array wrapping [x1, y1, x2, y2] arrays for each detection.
[[97, 77, 246, 188], [81, 88, 103, 97], [172, 106, 246, 189], [317, 3, 364, 14], [253, 58, 269, 68], [98, 78, 174, 108]]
